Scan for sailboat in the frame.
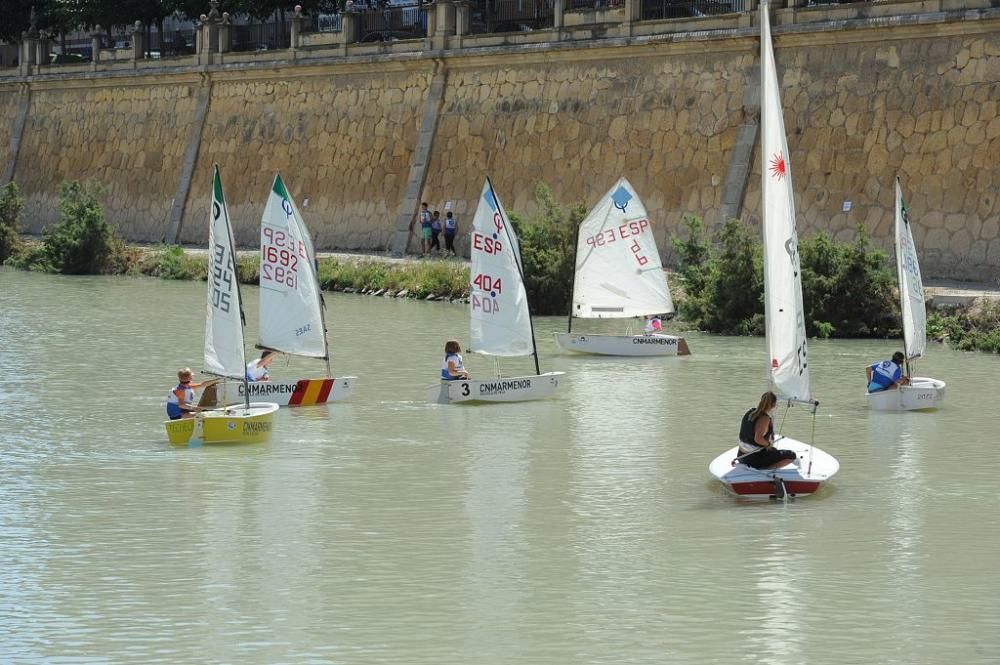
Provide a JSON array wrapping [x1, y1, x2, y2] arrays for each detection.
[[708, 0, 838, 498], [866, 178, 946, 411], [244, 174, 355, 406], [164, 166, 279, 445], [553, 177, 691, 357], [430, 177, 564, 404]]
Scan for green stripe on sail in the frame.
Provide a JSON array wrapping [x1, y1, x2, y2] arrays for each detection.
[[272, 174, 289, 200], [213, 167, 225, 203]]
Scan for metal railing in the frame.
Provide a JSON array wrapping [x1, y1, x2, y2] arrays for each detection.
[[467, 0, 556, 34], [641, 0, 745, 20], [148, 30, 197, 56], [306, 12, 344, 32], [569, 0, 625, 9], [230, 22, 292, 51], [359, 5, 429, 41]]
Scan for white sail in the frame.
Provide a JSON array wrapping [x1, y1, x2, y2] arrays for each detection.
[[258, 174, 327, 359], [571, 177, 674, 319], [895, 178, 926, 361], [760, 0, 811, 403], [469, 179, 534, 357], [203, 167, 248, 380]]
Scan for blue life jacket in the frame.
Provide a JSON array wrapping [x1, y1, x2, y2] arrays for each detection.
[[869, 360, 901, 390]]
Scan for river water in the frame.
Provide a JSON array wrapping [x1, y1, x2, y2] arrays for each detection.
[[1, 269, 997, 664]]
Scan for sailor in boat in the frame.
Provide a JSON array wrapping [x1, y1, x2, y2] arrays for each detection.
[[166, 368, 220, 420], [246, 350, 279, 382], [643, 316, 663, 335], [737, 391, 798, 469], [866, 351, 910, 393], [441, 340, 470, 380]]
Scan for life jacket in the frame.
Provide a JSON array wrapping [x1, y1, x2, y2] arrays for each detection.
[[166, 383, 195, 419], [739, 408, 773, 447], [870, 360, 901, 388], [441, 352, 465, 380]]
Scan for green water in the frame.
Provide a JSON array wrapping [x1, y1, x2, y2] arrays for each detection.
[[1, 270, 997, 663]]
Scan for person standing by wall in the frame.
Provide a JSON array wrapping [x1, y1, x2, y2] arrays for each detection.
[[430, 210, 442, 254], [443, 211, 458, 257], [419, 202, 432, 256]]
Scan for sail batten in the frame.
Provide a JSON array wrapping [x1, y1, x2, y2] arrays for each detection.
[[760, 0, 811, 403], [895, 178, 926, 362], [571, 177, 674, 319], [203, 167, 248, 380], [469, 180, 535, 357], [257, 174, 328, 359]]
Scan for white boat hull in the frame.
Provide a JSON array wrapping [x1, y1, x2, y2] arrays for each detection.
[[708, 437, 839, 499], [203, 377, 356, 407], [553, 332, 690, 356], [428, 372, 564, 404], [866, 377, 945, 411]]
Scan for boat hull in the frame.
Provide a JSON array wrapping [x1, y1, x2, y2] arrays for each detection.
[[866, 377, 945, 411], [238, 377, 356, 406], [553, 332, 690, 356], [428, 372, 564, 404], [708, 437, 839, 499], [202, 377, 355, 407], [164, 402, 279, 445]]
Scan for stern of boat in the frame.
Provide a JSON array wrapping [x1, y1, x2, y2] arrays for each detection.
[[867, 377, 945, 411], [447, 372, 564, 403]]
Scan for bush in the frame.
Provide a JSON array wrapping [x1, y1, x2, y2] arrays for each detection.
[[671, 217, 898, 338], [0, 182, 24, 263], [508, 183, 586, 316], [799, 229, 897, 338], [132, 245, 208, 280], [317, 258, 468, 299], [927, 298, 1000, 353], [40, 181, 119, 274], [673, 217, 763, 335]]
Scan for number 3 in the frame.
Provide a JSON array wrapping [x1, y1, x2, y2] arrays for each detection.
[[461, 383, 470, 396]]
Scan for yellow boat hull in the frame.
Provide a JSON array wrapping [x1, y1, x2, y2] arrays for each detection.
[[164, 403, 279, 445]]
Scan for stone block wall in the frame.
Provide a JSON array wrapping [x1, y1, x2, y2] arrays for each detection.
[[0, 84, 19, 173], [180, 65, 430, 248], [740, 30, 1000, 278], [14, 81, 200, 240], [4, 10, 999, 280], [423, 43, 753, 261]]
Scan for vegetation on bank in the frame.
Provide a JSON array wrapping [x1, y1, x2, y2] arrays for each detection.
[[671, 217, 899, 339], [3, 178, 998, 352], [0, 182, 24, 264], [927, 299, 1000, 353], [508, 183, 586, 316]]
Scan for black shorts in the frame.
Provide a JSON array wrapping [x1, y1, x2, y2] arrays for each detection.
[[742, 447, 797, 469]]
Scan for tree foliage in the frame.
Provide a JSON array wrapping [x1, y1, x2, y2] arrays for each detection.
[[0, 182, 24, 263], [40, 180, 120, 274], [672, 217, 898, 338], [507, 183, 586, 317]]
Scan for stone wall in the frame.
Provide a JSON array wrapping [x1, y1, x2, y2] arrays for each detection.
[[0, 83, 23, 181], [4, 9, 999, 280], [15, 80, 199, 240], [425, 42, 753, 261], [745, 28, 1000, 278], [180, 64, 430, 247]]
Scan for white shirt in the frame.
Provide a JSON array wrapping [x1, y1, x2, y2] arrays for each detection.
[[246, 360, 269, 381]]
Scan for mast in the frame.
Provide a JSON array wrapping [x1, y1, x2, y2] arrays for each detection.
[[566, 217, 581, 335], [315, 248, 333, 377], [216, 165, 251, 409], [487, 176, 542, 376], [895, 175, 911, 379]]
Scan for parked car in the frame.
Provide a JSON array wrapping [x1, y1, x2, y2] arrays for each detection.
[[49, 52, 88, 64]]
